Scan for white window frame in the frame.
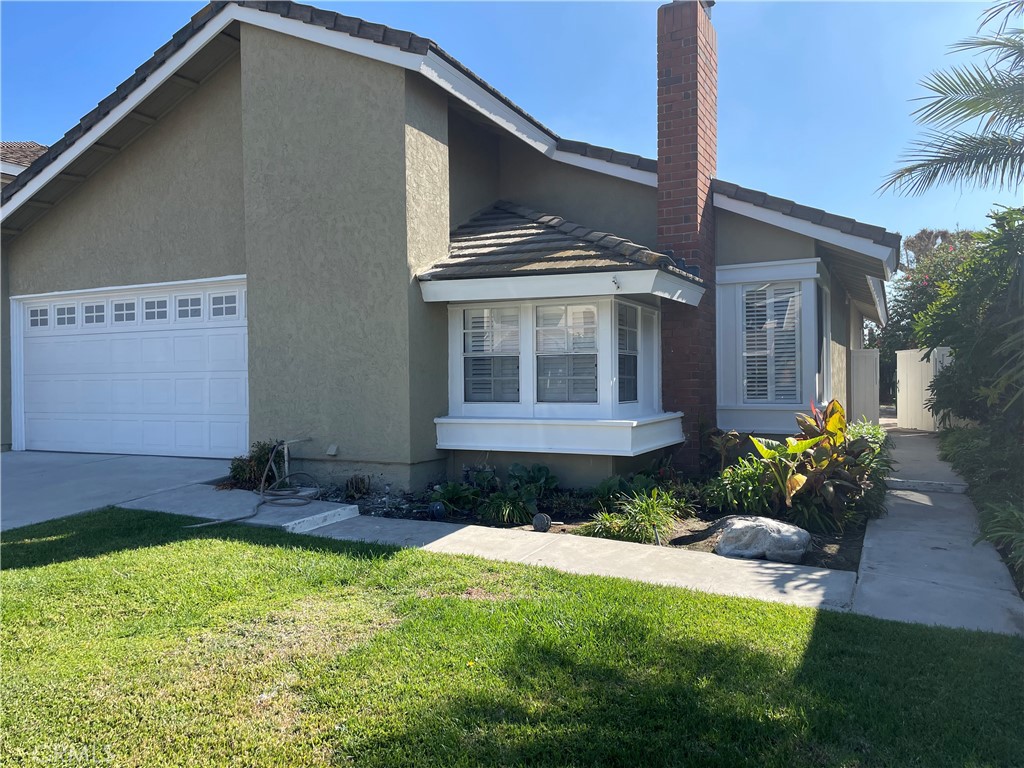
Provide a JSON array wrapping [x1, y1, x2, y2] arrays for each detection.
[[83, 302, 106, 327], [717, 259, 827, 434], [209, 291, 239, 320], [176, 294, 203, 321], [112, 299, 137, 325], [142, 296, 169, 323], [54, 304, 77, 328], [27, 305, 49, 329], [446, 296, 661, 421], [741, 281, 802, 405]]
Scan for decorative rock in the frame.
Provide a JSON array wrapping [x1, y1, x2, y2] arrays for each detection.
[[427, 501, 447, 521], [714, 516, 811, 564], [532, 513, 552, 532]]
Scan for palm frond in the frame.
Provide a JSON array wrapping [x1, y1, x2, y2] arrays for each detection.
[[879, 131, 1024, 196], [977, 0, 1024, 33], [913, 64, 1024, 133], [950, 30, 1024, 68]]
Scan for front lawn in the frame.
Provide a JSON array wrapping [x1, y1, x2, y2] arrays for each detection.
[[3, 509, 1022, 767]]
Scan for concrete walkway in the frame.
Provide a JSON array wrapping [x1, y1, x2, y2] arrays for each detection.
[[311, 515, 856, 610], [851, 432, 1024, 636]]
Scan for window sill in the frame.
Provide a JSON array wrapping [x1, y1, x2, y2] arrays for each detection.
[[435, 412, 684, 456], [718, 404, 805, 434]]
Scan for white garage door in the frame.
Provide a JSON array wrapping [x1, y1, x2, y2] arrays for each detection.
[[13, 277, 248, 458]]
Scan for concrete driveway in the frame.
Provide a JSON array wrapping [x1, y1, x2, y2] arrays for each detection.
[[1, 451, 230, 531]]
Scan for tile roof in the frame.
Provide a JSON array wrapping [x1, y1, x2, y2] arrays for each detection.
[[711, 179, 901, 250], [1, 141, 48, 167], [419, 201, 704, 284], [2, 1, 656, 205]]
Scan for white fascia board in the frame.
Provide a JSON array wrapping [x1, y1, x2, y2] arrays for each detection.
[[714, 193, 897, 277], [419, 269, 704, 306], [550, 149, 657, 187], [867, 275, 887, 326], [716, 258, 821, 285], [1, 161, 26, 177], [3, 5, 654, 222]]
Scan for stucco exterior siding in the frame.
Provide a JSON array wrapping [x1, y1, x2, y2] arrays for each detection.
[[4, 59, 245, 296], [829, 271, 851, 407], [404, 73, 451, 483], [498, 138, 657, 247], [447, 449, 665, 490], [448, 111, 499, 230], [716, 209, 816, 266], [240, 25, 418, 481], [1, 57, 245, 451]]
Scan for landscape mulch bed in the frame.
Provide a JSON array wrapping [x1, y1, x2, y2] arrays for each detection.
[[327, 487, 865, 573]]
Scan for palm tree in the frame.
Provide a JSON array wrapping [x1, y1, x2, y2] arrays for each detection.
[[880, 0, 1024, 195]]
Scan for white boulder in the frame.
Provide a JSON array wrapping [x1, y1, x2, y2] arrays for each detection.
[[714, 516, 811, 564]]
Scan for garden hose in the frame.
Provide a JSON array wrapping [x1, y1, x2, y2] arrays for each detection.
[[185, 441, 321, 528]]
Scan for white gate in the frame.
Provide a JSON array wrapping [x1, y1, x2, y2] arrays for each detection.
[[896, 347, 950, 431]]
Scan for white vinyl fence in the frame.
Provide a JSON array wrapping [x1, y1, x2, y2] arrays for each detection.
[[896, 347, 951, 431], [850, 348, 880, 424]]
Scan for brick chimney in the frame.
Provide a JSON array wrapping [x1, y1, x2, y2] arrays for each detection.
[[657, 0, 717, 473]]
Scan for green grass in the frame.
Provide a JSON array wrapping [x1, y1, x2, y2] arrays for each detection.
[[3, 508, 1022, 767]]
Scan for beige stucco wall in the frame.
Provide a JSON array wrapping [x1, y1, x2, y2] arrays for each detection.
[[1, 57, 245, 450], [498, 137, 657, 247], [716, 209, 816, 266], [241, 25, 419, 485], [403, 72, 451, 483], [829, 271, 851, 407], [448, 111, 499, 230], [447, 449, 665, 490], [239, 29, 451, 489]]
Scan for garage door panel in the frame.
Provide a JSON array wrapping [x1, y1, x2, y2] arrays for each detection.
[[18, 278, 248, 458]]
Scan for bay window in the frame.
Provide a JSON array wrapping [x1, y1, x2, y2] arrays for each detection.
[[439, 295, 681, 455]]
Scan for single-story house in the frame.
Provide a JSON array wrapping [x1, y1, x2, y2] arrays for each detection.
[[0, 0, 899, 488]]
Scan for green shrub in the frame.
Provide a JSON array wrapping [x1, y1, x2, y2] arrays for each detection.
[[478, 489, 535, 526], [507, 463, 558, 499], [430, 481, 480, 515], [978, 502, 1024, 576], [578, 488, 687, 544], [229, 440, 282, 491], [546, 491, 593, 520], [701, 455, 773, 516]]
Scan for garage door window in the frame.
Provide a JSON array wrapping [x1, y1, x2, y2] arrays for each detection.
[[211, 294, 237, 318], [29, 307, 48, 328], [83, 303, 105, 325], [55, 305, 76, 327], [113, 301, 136, 323], [143, 298, 168, 322], [177, 296, 202, 320]]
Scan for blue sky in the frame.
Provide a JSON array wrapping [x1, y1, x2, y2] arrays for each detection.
[[2, 1, 1016, 240]]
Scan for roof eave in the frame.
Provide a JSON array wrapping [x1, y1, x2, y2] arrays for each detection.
[[419, 267, 705, 306], [713, 192, 898, 278]]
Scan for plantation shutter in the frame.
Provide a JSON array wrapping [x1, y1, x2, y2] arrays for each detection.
[[463, 307, 520, 402], [743, 283, 801, 403]]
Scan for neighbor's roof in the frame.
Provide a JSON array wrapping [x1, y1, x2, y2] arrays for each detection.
[[1, 141, 48, 167], [1, 0, 654, 209], [711, 179, 901, 251], [419, 201, 704, 284]]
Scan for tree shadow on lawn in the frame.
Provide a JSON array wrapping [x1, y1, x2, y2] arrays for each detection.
[[0, 506, 399, 571], [325, 596, 1024, 768]]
